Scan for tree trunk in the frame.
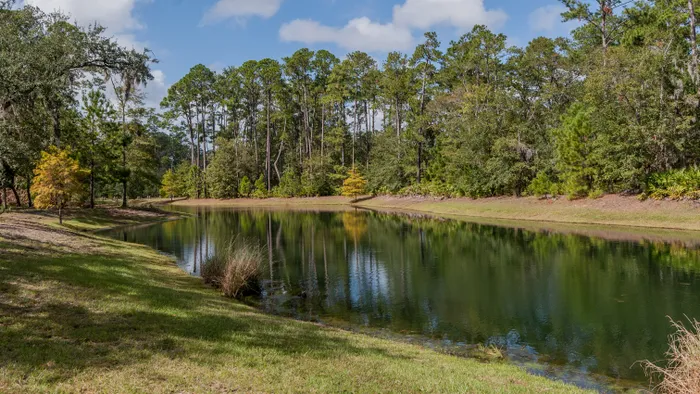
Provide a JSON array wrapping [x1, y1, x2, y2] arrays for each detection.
[[90, 160, 95, 209], [417, 142, 423, 184], [121, 107, 128, 208], [10, 179, 20, 208], [200, 105, 209, 199], [122, 149, 128, 208], [417, 68, 427, 184], [690, 0, 699, 83], [195, 116, 201, 199], [1, 188, 7, 211], [26, 175, 32, 208], [601, 0, 608, 65], [353, 99, 358, 168], [364, 101, 370, 134], [266, 91, 272, 192], [53, 106, 61, 147], [274, 141, 284, 183]]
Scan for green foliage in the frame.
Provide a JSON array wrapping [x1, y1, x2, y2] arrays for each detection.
[[238, 176, 252, 198], [552, 104, 599, 198], [252, 175, 267, 199], [527, 172, 562, 198], [398, 182, 459, 198], [647, 168, 700, 200], [300, 155, 334, 197], [160, 169, 177, 199], [6, 0, 700, 202], [273, 167, 301, 198]]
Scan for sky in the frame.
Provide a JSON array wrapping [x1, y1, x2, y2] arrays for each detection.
[[21, 0, 579, 107]]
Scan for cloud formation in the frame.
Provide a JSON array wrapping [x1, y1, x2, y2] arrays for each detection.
[[24, 0, 168, 108], [393, 0, 508, 31], [26, 0, 142, 32], [279, 0, 508, 52], [280, 18, 414, 52], [528, 4, 566, 32], [201, 0, 283, 25]]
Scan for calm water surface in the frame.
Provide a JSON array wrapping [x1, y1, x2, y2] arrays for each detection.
[[105, 206, 700, 387]]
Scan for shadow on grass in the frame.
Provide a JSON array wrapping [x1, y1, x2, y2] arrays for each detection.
[[0, 240, 407, 385]]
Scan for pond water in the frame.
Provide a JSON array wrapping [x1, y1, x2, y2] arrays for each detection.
[[104, 206, 700, 389]]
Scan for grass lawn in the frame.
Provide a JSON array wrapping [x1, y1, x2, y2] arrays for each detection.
[[0, 210, 590, 393]]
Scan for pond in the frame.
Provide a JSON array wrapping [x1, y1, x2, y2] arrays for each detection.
[[104, 206, 700, 390]]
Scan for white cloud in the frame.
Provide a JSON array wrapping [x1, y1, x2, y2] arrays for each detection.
[[279, 0, 507, 52], [143, 69, 168, 108], [528, 4, 565, 32], [25, 0, 142, 32], [393, 0, 508, 31], [25, 0, 167, 109], [280, 18, 414, 52], [201, 0, 283, 25]]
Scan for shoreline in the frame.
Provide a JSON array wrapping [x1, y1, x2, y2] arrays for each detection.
[[0, 209, 590, 393], [170, 195, 700, 245]]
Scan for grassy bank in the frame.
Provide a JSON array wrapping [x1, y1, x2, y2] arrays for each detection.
[[172, 195, 700, 232], [0, 210, 588, 393], [356, 195, 700, 232]]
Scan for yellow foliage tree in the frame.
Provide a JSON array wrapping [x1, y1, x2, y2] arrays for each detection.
[[341, 168, 367, 200], [160, 169, 177, 201], [31, 148, 88, 224]]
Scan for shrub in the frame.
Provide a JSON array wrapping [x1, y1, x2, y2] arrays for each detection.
[[588, 189, 604, 199], [238, 176, 252, 197], [647, 167, 700, 200], [644, 317, 700, 393], [202, 240, 264, 298], [251, 174, 267, 199], [275, 167, 301, 197], [526, 172, 562, 198]]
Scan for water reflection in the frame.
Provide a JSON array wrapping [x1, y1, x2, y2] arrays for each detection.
[[105, 207, 700, 383]]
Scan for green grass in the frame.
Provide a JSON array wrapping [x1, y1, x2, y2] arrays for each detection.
[[0, 212, 589, 393]]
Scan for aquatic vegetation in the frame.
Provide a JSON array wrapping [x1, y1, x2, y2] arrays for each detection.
[[202, 239, 264, 298]]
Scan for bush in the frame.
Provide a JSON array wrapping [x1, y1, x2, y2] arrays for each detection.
[[202, 239, 264, 298], [274, 167, 301, 198], [251, 174, 267, 199], [644, 317, 700, 393], [238, 176, 252, 197], [526, 172, 562, 198], [647, 167, 700, 200]]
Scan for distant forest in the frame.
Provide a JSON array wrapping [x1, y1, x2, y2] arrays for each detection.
[[3, 0, 700, 208]]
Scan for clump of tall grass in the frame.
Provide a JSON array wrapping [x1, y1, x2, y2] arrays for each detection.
[[202, 239, 263, 298], [643, 317, 700, 393]]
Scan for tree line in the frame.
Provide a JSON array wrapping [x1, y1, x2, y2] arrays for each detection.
[[3, 0, 700, 211], [160, 0, 700, 201], [0, 1, 183, 210]]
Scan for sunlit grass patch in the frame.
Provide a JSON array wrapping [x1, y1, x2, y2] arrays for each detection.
[[0, 211, 591, 393]]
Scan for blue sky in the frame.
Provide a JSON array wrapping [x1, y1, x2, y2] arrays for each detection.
[[23, 0, 578, 106]]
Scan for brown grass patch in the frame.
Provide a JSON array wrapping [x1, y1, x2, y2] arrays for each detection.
[[643, 317, 700, 393], [202, 239, 264, 298]]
